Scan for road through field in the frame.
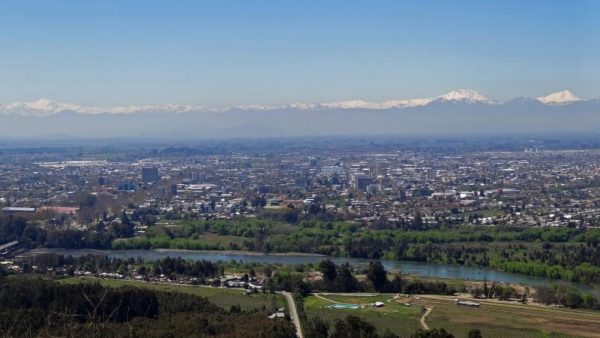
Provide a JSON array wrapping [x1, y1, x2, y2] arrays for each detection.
[[281, 291, 304, 338], [314, 293, 340, 304], [420, 306, 432, 330], [409, 294, 600, 337]]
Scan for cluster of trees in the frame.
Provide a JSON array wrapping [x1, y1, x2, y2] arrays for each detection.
[[344, 232, 600, 286], [0, 215, 45, 247], [316, 260, 362, 292], [305, 315, 398, 338], [535, 284, 599, 310], [468, 279, 600, 310], [469, 281, 522, 301], [259, 259, 459, 297], [313, 259, 458, 295], [146, 256, 222, 279], [0, 276, 294, 338], [0, 214, 136, 250], [23, 253, 225, 281], [313, 260, 457, 295]]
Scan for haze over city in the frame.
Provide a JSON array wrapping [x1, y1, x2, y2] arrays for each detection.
[[2, 2, 600, 338]]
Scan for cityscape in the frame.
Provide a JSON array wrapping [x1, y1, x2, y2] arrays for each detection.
[[1, 1, 600, 338]]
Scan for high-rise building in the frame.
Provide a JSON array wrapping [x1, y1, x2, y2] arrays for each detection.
[[142, 167, 160, 183], [354, 176, 373, 191]]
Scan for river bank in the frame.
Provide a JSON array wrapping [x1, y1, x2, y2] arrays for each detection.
[[17, 247, 599, 294]]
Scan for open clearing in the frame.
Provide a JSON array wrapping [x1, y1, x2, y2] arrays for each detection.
[[60, 277, 285, 311], [304, 294, 422, 337], [304, 293, 600, 337], [408, 295, 600, 338]]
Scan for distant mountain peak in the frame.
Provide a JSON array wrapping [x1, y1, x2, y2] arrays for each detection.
[[320, 98, 431, 110], [537, 90, 581, 105], [0, 99, 218, 116], [0, 98, 82, 116], [435, 89, 492, 103], [0, 89, 594, 116]]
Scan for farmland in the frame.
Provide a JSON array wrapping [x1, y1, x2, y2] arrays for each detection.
[[60, 277, 286, 311], [303, 294, 422, 337], [302, 293, 600, 337], [410, 295, 600, 338]]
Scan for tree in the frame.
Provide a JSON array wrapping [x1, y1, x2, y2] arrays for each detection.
[[566, 290, 583, 308], [482, 280, 490, 298], [388, 274, 404, 292], [411, 328, 454, 338], [367, 261, 388, 292], [319, 259, 338, 283], [583, 292, 597, 309], [334, 263, 360, 292], [382, 331, 399, 338], [263, 266, 273, 278], [468, 329, 482, 338], [330, 315, 377, 338], [305, 318, 329, 338], [229, 304, 241, 313]]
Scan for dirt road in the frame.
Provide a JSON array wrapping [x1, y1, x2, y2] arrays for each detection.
[[420, 306, 432, 330]]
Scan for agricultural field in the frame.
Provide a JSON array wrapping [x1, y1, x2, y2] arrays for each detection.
[[303, 294, 422, 337], [303, 293, 600, 337], [410, 295, 600, 338], [60, 277, 286, 311]]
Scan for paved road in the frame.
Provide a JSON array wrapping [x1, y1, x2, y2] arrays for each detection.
[[281, 291, 304, 338]]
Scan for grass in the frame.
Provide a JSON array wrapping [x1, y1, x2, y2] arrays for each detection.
[[303, 294, 422, 337], [410, 295, 600, 338], [60, 277, 286, 311], [303, 293, 600, 337]]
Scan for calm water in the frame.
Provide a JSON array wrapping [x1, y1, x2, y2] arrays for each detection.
[[22, 248, 597, 292]]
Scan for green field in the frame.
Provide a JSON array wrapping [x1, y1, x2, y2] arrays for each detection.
[[60, 277, 286, 311], [411, 295, 600, 338], [303, 293, 600, 337], [303, 294, 422, 337]]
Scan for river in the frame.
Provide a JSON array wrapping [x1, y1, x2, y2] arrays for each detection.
[[20, 248, 598, 293]]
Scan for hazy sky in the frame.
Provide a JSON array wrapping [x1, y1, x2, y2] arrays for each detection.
[[0, 0, 599, 106]]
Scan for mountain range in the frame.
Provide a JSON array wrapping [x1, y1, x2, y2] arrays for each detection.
[[0, 89, 598, 139]]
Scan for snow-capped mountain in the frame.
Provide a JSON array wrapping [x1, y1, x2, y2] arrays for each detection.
[[0, 99, 217, 116], [433, 89, 493, 103], [537, 90, 582, 105], [0, 89, 593, 117], [0, 89, 597, 139], [319, 98, 432, 110], [0, 98, 84, 117]]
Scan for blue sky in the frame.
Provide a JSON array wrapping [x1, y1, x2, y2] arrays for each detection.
[[0, 0, 598, 106]]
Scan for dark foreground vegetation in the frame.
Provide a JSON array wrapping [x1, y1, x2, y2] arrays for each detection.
[[304, 315, 461, 338], [0, 275, 294, 338]]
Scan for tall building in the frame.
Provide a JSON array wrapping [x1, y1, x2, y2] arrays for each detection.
[[354, 176, 373, 191], [142, 167, 160, 183]]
